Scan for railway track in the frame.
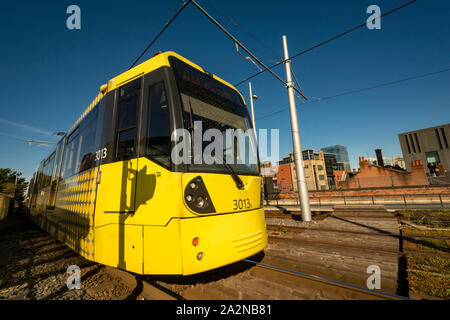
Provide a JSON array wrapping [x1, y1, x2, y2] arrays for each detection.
[[105, 206, 415, 300], [242, 259, 405, 300], [266, 224, 450, 241], [105, 266, 183, 300], [267, 234, 400, 256], [106, 254, 406, 300]]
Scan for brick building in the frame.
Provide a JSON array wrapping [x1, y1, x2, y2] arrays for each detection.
[[276, 150, 329, 192], [392, 157, 406, 170], [333, 170, 348, 188], [338, 156, 429, 189], [276, 163, 293, 192]]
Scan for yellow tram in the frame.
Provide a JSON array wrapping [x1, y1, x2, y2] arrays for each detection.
[[27, 52, 268, 275]]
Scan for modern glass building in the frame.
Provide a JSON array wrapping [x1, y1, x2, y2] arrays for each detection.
[[320, 145, 351, 171]]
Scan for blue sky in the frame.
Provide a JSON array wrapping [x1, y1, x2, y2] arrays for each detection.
[[0, 0, 449, 181]]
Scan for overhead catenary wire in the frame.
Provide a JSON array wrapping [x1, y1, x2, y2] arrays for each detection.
[[234, 0, 419, 87], [291, 69, 305, 98], [256, 66, 450, 120], [190, 0, 307, 100], [129, 0, 192, 70], [200, 0, 281, 63]]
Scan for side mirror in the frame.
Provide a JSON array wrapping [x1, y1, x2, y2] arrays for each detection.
[[99, 84, 108, 94]]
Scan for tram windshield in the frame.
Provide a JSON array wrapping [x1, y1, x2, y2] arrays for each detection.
[[169, 56, 259, 175]]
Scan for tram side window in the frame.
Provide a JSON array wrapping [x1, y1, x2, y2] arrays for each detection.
[[61, 129, 81, 178], [116, 79, 140, 160], [44, 152, 55, 187], [36, 163, 44, 190], [146, 81, 171, 167], [39, 153, 54, 189], [79, 107, 98, 172], [99, 92, 115, 164], [51, 139, 64, 185], [40, 161, 47, 189]]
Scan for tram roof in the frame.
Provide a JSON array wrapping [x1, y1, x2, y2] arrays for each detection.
[[66, 51, 245, 136]]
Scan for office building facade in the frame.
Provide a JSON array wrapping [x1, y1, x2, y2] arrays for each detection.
[[320, 145, 351, 171], [322, 152, 345, 189], [276, 150, 329, 192], [398, 124, 450, 180]]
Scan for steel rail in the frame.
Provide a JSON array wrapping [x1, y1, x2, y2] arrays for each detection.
[[244, 259, 410, 300]]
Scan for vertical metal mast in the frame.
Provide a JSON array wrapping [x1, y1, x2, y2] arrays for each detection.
[[282, 35, 312, 222], [249, 82, 257, 144]]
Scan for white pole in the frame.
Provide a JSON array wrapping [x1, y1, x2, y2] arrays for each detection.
[[282, 35, 312, 222], [249, 82, 257, 144]]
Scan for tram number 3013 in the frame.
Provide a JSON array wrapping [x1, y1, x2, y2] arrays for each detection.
[[95, 148, 107, 161], [233, 198, 252, 210]]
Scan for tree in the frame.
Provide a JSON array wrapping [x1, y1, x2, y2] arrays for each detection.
[[0, 168, 28, 207]]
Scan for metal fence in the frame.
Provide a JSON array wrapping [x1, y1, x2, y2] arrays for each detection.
[[272, 176, 450, 192], [264, 192, 450, 209]]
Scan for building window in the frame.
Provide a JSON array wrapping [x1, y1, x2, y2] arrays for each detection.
[[409, 134, 416, 153], [319, 175, 324, 180], [414, 133, 421, 153], [404, 135, 411, 153], [426, 151, 440, 165], [426, 151, 441, 177], [304, 165, 308, 169], [435, 129, 443, 149], [320, 186, 326, 190], [318, 165, 323, 170], [440, 128, 449, 149]]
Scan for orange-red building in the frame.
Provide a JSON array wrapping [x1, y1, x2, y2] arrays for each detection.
[[338, 157, 429, 189], [276, 163, 293, 192]]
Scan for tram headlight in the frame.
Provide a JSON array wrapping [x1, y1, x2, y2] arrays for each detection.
[[184, 176, 216, 214], [195, 196, 205, 208], [196, 252, 203, 260]]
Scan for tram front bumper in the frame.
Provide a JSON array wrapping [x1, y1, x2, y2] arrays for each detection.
[[179, 208, 268, 275]]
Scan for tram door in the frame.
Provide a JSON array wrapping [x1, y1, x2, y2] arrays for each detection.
[[134, 71, 173, 213], [94, 78, 142, 272], [100, 78, 141, 215]]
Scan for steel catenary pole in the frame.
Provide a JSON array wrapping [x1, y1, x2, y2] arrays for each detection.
[[282, 35, 312, 222]]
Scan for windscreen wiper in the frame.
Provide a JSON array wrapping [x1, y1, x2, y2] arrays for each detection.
[[220, 153, 245, 190]]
